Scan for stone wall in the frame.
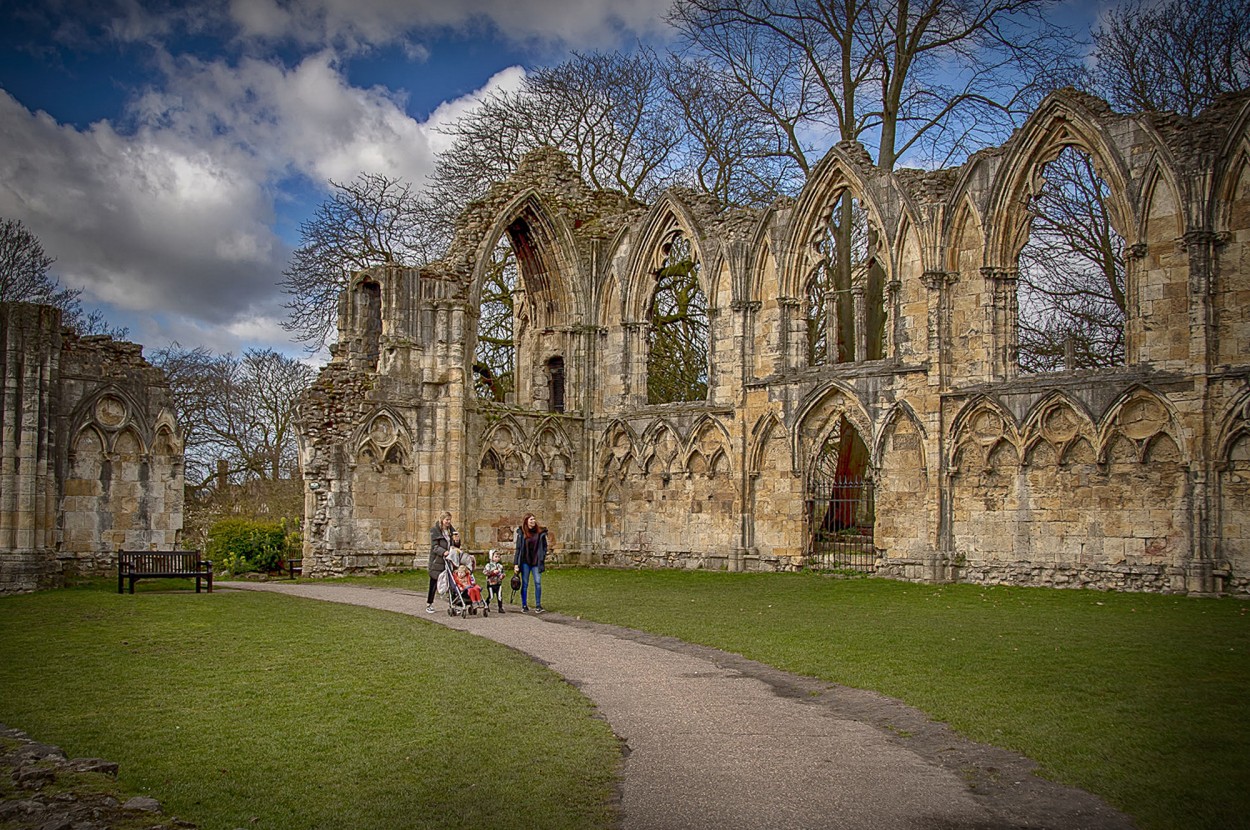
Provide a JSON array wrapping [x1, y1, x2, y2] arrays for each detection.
[[297, 89, 1250, 595], [0, 302, 183, 593]]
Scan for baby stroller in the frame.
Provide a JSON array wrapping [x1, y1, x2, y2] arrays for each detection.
[[441, 568, 489, 618]]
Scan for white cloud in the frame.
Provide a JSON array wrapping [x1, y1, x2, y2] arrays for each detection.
[[222, 0, 675, 51], [0, 56, 524, 356], [74, 0, 674, 54]]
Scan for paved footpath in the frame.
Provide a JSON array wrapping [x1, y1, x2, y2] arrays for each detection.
[[223, 582, 1135, 830]]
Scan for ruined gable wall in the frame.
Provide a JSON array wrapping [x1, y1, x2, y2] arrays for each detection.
[[300, 90, 1250, 595], [0, 302, 183, 593]]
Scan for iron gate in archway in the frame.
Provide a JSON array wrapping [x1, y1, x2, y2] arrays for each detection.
[[804, 416, 876, 571], [804, 475, 876, 571]]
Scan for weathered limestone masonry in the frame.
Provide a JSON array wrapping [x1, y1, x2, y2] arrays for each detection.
[[0, 302, 183, 594], [297, 88, 1250, 595]]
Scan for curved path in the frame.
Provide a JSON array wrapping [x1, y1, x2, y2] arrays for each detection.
[[223, 581, 1134, 830]]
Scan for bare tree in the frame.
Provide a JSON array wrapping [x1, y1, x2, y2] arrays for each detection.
[[1017, 146, 1125, 373], [1, 217, 127, 337], [434, 49, 682, 210], [473, 241, 518, 402], [150, 345, 315, 493], [647, 232, 709, 404], [668, 0, 1077, 170], [1091, 0, 1250, 117], [280, 173, 444, 349], [0, 218, 72, 308], [148, 344, 230, 492], [663, 55, 805, 206]]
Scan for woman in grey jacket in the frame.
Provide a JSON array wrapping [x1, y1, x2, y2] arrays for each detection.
[[426, 511, 454, 612]]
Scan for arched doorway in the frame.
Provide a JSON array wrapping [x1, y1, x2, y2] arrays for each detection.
[[804, 415, 875, 570]]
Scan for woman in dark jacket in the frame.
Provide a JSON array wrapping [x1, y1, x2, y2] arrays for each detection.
[[512, 512, 548, 613], [426, 511, 454, 612]]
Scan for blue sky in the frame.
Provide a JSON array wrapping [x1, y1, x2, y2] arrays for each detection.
[[0, 0, 1106, 359]]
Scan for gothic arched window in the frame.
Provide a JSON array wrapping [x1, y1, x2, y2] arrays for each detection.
[[1016, 146, 1126, 373], [804, 192, 885, 365], [646, 230, 708, 404]]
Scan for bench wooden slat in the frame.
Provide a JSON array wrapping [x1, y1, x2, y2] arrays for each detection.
[[117, 550, 213, 594]]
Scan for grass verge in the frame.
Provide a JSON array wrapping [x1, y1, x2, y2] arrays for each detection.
[[361, 567, 1249, 830], [0, 580, 619, 830]]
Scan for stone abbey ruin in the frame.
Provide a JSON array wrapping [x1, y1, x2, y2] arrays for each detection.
[[3, 88, 1250, 595]]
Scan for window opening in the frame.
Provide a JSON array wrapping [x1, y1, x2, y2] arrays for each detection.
[[804, 192, 885, 365], [547, 356, 565, 413], [474, 237, 517, 402], [354, 280, 382, 371], [646, 230, 708, 404], [1017, 146, 1126, 373]]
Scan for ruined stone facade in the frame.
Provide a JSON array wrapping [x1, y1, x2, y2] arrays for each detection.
[[0, 302, 183, 593], [297, 89, 1250, 595]]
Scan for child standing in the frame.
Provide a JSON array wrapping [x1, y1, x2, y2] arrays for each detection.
[[483, 550, 505, 614]]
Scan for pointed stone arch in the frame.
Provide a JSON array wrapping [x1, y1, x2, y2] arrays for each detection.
[[353, 406, 414, 472], [792, 382, 875, 472], [950, 397, 1020, 473], [1211, 97, 1250, 232], [874, 401, 929, 479], [622, 194, 709, 320], [875, 401, 930, 561], [985, 92, 1140, 269], [686, 415, 732, 471], [782, 145, 896, 298], [480, 416, 529, 473], [1019, 392, 1096, 467], [70, 388, 148, 451], [1097, 386, 1186, 465], [640, 419, 683, 477], [469, 189, 582, 323], [781, 147, 896, 366], [747, 411, 790, 476], [1211, 109, 1250, 368], [530, 418, 575, 478], [598, 420, 638, 480], [1216, 388, 1250, 589]]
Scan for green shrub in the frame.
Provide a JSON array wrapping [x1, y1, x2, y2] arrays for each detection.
[[206, 518, 286, 574]]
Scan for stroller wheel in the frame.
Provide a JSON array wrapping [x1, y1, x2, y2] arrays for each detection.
[[447, 606, 455, 617], [483, 607, 489, 617]]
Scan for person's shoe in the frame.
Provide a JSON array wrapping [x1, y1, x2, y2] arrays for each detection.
[[535, 606, 545, 614], [498, 603, 505, 613], [522, 606, 529, 613], [426, 604, 435, 613]]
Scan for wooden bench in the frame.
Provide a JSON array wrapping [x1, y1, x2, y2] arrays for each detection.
[[284, 558, 303, 578], [117, 550, 213, 594]]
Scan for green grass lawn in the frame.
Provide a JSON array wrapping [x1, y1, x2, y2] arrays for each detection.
[[0, 580, 620, 830], [363, 567, 1250, 830], [6, 571, 1248, 830]]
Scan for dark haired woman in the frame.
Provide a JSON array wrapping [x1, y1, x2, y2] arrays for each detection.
[[512, 512, 548, 613]]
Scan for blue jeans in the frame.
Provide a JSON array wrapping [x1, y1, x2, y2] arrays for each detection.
[[520, 563, 542, 608]]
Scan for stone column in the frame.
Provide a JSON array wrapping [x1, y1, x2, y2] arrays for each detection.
[[852, 284, 867, 363], [983, 267, 1018, 381], [0, 303, 61, 593], [1179, 230, 1226, 373], [623, 321, 645, 405], [922, 270, 954, 388], [778, 297, 801, 372], [885, 279, 902, 359]]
